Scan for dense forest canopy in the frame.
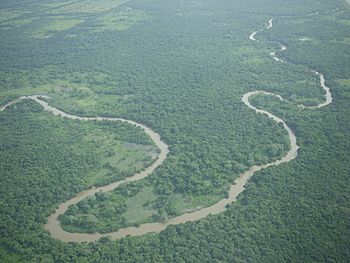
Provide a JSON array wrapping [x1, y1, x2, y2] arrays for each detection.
[[0, 0, 349, 262]]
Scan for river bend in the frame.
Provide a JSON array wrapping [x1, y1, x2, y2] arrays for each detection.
[[0, 17, 333, 242]]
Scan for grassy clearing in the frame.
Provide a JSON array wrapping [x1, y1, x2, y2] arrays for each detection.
[[123, 186, 157, 225], [83, 132, 157, 171], [231, 46, 268, 63], [0, 0, 149, 37], [169, 194, 222, 214], [0, 0, 137, 37], [243, 57, 266, 65], [0, 9, 35, 29], [0, 85, 51, 98], [83, 139, 157, 186], [48, 0, 129, 14], [45, 82, 129, 116], [32, 18, 82, 39], [40, 0, 77, 9], [95, 8, 150, 31], [0, 10, 25, 23], [0, 17, 35, 29], [337, 78, 350, 86], [0, 68, 133, 116], [61, 185, 158, 233]]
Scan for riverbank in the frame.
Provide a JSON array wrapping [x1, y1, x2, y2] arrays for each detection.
[[0, 17, 333, 243]]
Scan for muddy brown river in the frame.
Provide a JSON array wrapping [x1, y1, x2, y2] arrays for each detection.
[[0, 18, 332, 242]]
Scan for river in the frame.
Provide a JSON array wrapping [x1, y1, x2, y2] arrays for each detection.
[[0, 17, 332, 242]]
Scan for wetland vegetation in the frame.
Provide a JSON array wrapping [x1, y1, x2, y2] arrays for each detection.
[[0, 0, 349, 262]]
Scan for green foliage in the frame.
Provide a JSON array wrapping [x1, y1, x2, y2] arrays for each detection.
[[0, 0, 349, 262], [60, 185, 157, 233], [0, 99, 155, 227], [0, 0, 148, 39]]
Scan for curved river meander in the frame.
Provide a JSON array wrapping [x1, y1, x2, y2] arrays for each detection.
[[0, 18, 333, 242]]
